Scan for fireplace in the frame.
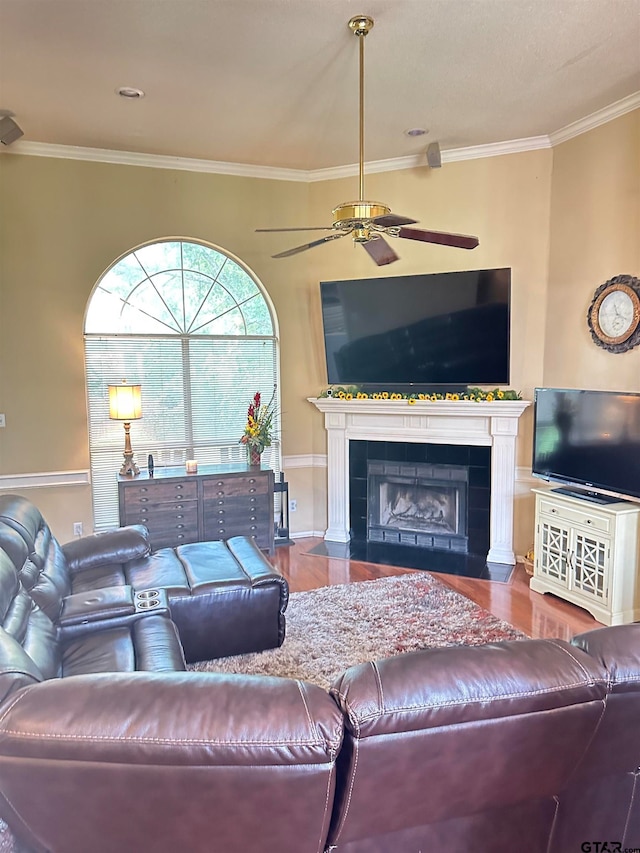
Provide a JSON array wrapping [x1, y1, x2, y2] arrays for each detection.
[[309, 396, 530, 565], [352, 441, 490, 555], [367, 460, 469, 552]]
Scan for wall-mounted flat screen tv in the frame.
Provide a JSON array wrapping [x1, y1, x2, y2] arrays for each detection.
[[532, 387, 640, 501], [320, 268, 510, 387]]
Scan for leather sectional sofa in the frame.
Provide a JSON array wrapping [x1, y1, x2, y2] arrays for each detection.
[[0, 496, 639, 851]]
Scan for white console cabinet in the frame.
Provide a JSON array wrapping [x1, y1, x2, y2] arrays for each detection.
[[530, 488, 640, 625]]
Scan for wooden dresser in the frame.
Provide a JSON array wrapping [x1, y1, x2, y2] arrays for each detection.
[[118, 464, 275, 554]]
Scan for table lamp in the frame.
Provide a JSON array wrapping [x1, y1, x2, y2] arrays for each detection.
[[108, 380, 142, 476]]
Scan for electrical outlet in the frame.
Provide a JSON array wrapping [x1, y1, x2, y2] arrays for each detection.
[[0, 414, 5, 428], [73, 522, 83, 537], [289, 499, 297, 512]]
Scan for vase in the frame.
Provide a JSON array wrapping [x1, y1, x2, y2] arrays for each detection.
[[248, 446, 262, 467]]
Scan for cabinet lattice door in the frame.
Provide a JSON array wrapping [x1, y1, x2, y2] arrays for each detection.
[[539, 521, 569, 584], [572, 533, 609, 602]]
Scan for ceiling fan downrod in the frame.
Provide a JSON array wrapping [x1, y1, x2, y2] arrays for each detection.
[[348, 15, 374, 202], [333, 16, 390, 241]]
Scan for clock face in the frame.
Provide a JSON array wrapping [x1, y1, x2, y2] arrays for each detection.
[[598, 290, 635, 339]]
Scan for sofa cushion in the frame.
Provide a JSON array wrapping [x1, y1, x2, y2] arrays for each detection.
[[62, 616, 186, 677], [70, 564, 128, 593], [62, 525, 151, 574], [327, 638, 608, 849]]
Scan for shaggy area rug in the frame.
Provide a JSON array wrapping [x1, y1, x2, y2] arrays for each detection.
[[188, 572, 528, 689], [0, 574, 527, 851]]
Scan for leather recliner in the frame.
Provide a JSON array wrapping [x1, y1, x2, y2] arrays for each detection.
[[0, 493, 288, 662]]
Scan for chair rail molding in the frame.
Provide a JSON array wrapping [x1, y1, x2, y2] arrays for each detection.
[[0, 470, 91, 490]]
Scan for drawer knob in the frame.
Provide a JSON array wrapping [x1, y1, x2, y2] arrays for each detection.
[[140, 498, 148, 503], [249, 488, 256, 493], [176, 485, 183, 490], [586, 519, 592, 524], [217, 491, 224, 496], [218, 509, 225, 515], [176, 504, 183, 509], [176, 514, 183, 519], [216, 481, 224, 486], [550, 508, 557, 514], [250, 525, 257, 531]]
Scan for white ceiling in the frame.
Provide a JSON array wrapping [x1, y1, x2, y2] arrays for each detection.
[[1, 0, 639, 172]]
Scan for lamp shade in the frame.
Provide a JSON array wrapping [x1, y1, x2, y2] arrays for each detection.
[[108, 383, 142, 421]]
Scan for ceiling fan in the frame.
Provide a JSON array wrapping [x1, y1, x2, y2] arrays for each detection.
[[256, 15, 479, 266]]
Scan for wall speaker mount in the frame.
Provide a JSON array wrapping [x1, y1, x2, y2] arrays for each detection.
[[0, 116, 24, 146]]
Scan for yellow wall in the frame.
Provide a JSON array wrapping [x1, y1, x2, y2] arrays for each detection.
[[545, 110, 640, 390], [0, 110, 637, 550]]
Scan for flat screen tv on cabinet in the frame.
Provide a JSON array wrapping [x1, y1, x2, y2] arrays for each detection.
[[319, 268, 510, 388], [532, 387, 640, 502]]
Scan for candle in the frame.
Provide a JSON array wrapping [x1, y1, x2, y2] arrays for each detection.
[[185, 460, 198, 474]]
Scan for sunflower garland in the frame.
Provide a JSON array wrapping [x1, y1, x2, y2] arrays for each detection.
[[318, 386, 521, 403]]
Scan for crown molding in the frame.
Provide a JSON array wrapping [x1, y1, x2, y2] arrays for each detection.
[[4, 141, 310, 182], [306, 136, 551, 182], [4, 93, 637, 180], [549, 91, 640, 146]]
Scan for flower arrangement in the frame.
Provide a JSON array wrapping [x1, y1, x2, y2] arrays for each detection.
[[319, 386, 522, 403], [240, 391, 274, 454]]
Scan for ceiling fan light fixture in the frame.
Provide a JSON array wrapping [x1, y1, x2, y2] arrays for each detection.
[[332, 200, 390, 227]]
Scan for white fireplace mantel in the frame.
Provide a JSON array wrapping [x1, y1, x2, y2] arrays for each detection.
[[309, 397, 531, 566]]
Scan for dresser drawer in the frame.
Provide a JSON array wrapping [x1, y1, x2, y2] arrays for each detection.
[[124, 502, 198, 527], [538, 497, 611, 534], [123, 480, 197, 508], [203, 475, 269, 499], [148, 526, 199, 549]]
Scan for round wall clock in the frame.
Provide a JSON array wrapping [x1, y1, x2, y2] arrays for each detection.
[[587, 274, 640, 353]]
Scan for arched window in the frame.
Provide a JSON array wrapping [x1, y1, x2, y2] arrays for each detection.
[[85, 238, 280, 530]]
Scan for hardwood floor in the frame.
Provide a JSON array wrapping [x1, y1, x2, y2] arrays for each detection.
[[272, 537, 604, 641]]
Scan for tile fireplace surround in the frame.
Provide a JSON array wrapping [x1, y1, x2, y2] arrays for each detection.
[[309, 397, 531, 566]]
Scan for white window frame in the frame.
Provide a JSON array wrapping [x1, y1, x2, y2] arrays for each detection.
[[84, 238, 281, 531]]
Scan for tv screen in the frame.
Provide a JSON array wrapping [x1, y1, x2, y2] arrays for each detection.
[[320, 268, 510, 387], [532, 387, 640, 501]]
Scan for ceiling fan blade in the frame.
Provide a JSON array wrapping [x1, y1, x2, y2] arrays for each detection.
[[362, 236, 399, 266], [256, 226, 334, 232], [371, 213, 418, 228], [271, 232, 347, 259], [398, 227, 479, 250]]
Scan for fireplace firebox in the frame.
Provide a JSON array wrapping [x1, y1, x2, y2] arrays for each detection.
[[367, 460, 468, 552]]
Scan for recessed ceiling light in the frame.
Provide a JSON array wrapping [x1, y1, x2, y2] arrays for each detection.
[[116, 87, 145, 99], [404, 128, 428, 137]]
